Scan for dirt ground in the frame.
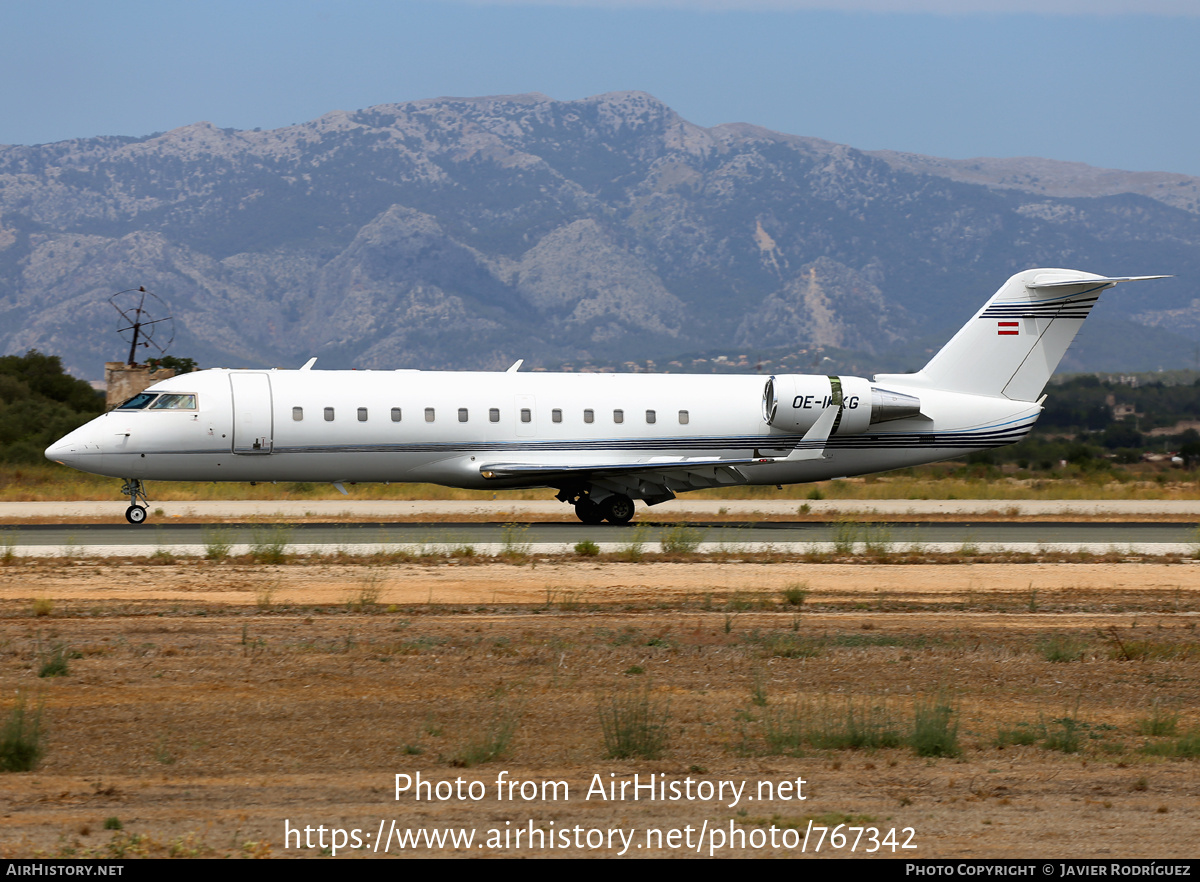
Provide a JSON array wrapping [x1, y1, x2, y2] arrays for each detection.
[[1, 557, 1198, 859]]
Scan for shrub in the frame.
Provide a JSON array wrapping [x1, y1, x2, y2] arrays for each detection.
[[910, 694, 961, 758], [0, 693, 45, 772], [451, 702, 520, 767], [599, 688, 670, 760], [201, 527, 234, 561], [1136, 704, 1180, 737], [780, 583, 808, 606], [1037, 635, 1088, 663], [499, 523, 531, 561], [659, 524, 704, 554], [248, 524, 291, 564], [38, 642, 70, 678], [574, 540, 600, 557], [616, 525, 650, 562]]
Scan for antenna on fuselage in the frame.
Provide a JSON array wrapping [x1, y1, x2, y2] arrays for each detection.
[[109, 286, 175, 366]]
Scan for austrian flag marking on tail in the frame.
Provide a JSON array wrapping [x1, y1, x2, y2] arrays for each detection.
[[997, 321, 1019, 336]]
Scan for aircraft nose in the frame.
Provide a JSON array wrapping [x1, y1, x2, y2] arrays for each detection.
[[45, 437, 79, 465], [45, 425, 93, 467]]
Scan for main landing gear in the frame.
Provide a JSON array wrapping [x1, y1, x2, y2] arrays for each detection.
[[568, 492, 636, 525], [120, 479, 149, 525]]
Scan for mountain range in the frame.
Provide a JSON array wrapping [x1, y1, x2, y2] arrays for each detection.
[[0, 91, 1196, 380]]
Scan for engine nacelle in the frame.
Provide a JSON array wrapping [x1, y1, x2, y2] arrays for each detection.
[[762, 375, 922, 435]]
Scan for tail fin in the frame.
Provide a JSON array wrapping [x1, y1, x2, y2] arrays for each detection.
[[876, 269, 1168, 401]]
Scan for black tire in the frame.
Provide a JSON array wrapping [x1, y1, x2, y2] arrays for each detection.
[[125, 505, 148, 525], [574, 499, 605, 525], [601, 494, 635, 525]]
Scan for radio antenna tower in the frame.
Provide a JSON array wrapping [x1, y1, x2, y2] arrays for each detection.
[[109, 286, 175, 366]]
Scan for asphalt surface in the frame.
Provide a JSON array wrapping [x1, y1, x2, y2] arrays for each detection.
[[5, 518, 1196, 557]]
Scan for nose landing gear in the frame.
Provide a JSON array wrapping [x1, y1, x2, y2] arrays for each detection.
[[120, 479, 149, 525]]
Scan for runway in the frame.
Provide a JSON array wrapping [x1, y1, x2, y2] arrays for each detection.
[[5, 516, 1198, 557]]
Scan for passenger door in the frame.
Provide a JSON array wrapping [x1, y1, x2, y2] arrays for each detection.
[[229, 372, 274, 454]]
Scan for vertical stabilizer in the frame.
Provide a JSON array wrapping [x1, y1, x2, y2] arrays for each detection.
[[876, 269, 1167, 401]]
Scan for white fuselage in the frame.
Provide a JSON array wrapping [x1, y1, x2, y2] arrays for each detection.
[[46, 367, 1040, 493]]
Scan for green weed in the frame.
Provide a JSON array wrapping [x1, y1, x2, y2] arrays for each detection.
[[831, 519, 860, 554], [659, 524, 704, 554], [780, 583, 808, 607], [248, 524, 292, 564], [499, 523, 532, 561], [1, 529, 17, 564], [1037, 634, 1088, 663], [1136, 703, 1180, 737], [616, 524, 650, 562], [201, 527, 234, 561], [451, 701, 521, 767], [573, 539, 600, 557], [910, 693, 961, 758], [862, 524, 893, 556], [750, 666, 768, 707], [1142, 727, 1200, 758], [599, 687, 670, 760], [0, 693, 45, 772], [994, 722, 1040, 748], [765, 698, 901, 754], [37, 641, 71, 678]]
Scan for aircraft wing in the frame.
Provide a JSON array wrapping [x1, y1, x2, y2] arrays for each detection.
[[478, 455, 778, 482], [478, 402, 839, 488]]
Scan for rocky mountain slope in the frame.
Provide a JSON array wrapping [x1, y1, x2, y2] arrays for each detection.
[[0, 91, 1196, 379]]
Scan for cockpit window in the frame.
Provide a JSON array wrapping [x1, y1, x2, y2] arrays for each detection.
[[147, 393, 197, 410], [117, 393, 157, 409]]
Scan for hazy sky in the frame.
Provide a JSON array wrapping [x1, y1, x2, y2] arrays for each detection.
[[2, 0, 1198, 175]]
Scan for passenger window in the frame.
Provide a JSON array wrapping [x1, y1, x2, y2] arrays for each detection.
[[679, 410, 690, 425], [520, 408, 532, 423], [613, 409, 624, 424], [425, 408, 435, 423], [552, 409, 562, 423], [357, 407, 368, 422], [584, 409, 594, 424], [646, 409, 656, 424], [391, 407, 402, 422], [292, 407, 303, 422], [324, 407, 334, 422], [489, 408, 500, 423], [458, 408, 468, 423]]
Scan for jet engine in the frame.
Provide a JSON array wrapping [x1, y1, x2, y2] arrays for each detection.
[[762, 375, 923, 435]]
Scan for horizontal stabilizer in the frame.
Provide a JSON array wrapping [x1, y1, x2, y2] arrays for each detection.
[[1028, 274, 1170, 289]]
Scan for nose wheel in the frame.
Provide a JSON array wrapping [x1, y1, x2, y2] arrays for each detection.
[[120, 479, 150, 525]]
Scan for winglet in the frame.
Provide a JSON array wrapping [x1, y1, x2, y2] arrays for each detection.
[[300, 357, 318, 371], [506, 359, 524, 373], [782, 404, 839, 462]]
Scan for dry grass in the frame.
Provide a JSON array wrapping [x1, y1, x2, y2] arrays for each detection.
[[1, 560, 1198, 858]]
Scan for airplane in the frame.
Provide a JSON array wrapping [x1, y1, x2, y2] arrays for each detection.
[[45, 268, 1166, 526]]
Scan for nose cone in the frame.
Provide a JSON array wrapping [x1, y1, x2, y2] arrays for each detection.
[[45, 437, 79, 467], [45, 424, 93, 469]]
